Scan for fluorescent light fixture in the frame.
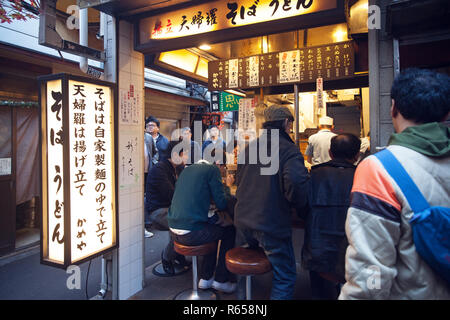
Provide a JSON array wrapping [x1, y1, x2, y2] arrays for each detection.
[[199, 44, 211, 50], [225, 89, 246, 97], [333, 27, 347, 42]]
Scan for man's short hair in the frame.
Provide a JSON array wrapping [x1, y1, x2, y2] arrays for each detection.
[[181, 127, 191, 134], [208, 125, 219, 130], [330, 133, 361, 160], [145, 116, 160, 128], [391, 68, 450, 123]]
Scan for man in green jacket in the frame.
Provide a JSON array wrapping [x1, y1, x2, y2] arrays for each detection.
[[167, 151, 236, 293]]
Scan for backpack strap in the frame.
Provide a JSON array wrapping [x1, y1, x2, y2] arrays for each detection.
[[374, 149, 429, 213]]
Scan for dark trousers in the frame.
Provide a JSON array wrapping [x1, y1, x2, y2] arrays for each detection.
[[235, 228, 297, 300], [170, 224, 236, 283], [309, 271, 341, 300], [149, 208, 179, 263]]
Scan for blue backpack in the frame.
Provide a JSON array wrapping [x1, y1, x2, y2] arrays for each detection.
[[375, 149, 450, 284]]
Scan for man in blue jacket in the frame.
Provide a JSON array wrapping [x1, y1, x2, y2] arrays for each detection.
[[146, 115, 170, 164]]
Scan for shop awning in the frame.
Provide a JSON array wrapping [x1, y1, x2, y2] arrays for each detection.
[[145, 87, 208, 106], [386, 0, 450, 37], [80, 0, 213, 20]]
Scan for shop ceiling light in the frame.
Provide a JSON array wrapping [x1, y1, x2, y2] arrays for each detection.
[[199, 44, 211, 51]]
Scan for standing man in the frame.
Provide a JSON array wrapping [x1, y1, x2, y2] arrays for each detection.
[[340, 68, 450, 299], [202, 125, 226, 155], [234, 105, 310, 300], [305, 116, 337, 166], [180, 126, 201, 165], [302, 133, 361, 300], [144, 119, 157, 238], [146, 116, 169, 165]]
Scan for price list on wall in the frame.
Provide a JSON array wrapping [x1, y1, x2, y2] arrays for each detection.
[[209, 41, 354, 91]]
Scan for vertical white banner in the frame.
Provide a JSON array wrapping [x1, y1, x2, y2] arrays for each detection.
[[316, 77, 324, 116], [228, 59, 239, 88]]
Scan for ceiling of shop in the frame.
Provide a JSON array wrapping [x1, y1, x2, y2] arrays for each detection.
[[201, 22, 350, 61]]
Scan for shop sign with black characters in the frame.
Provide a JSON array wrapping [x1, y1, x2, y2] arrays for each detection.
[[210, 91, 242, 112], [137, 1, 343, 53], [140, 0, 337, 40], [208, 41, 354, 90], [38, 73, 118, 268]]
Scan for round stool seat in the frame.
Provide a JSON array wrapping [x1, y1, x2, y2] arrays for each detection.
[[174, 241, 217, 257], [226, 247, 272, 275]]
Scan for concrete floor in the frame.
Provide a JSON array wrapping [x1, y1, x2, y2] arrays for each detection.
[[131, 227, 312, 300]]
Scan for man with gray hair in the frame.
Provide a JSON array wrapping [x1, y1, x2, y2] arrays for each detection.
[[234, 104, 310, 300]]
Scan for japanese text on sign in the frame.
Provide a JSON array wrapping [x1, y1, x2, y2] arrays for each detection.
[[208, 41, 354, 91], [140, 0, 337, 41], [68, 80, 115, 263]]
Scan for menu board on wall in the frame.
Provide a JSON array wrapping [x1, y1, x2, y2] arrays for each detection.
[[208, 41, 354, 91]]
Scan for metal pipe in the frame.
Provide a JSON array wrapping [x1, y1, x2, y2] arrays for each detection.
[[294, 84, 299, 146], [393, 38, 400, 77], [98, 258, 107, 298], [79, 8, 88, 73], [192, 256, 199, 299], [246, 276, 252, 300]]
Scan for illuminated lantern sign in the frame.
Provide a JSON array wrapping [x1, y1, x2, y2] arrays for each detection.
[[137, 0, 342, 53], [38, 73, 118, 268]]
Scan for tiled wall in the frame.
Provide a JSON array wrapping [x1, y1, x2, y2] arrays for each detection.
[[116, 20, 145, 300]]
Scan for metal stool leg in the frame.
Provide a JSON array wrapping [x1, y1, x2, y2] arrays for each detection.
[[191, 256, 199, 298], [246, 275, 252, 300], [174, 255, 217, 300]]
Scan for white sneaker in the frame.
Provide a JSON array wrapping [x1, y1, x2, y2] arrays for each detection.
[[212, 280, 237, 293], [144, 230, 154, 238], [198, 277, 214, 289]]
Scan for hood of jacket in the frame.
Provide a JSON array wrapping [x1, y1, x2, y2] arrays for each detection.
[[388, 122, 450, 157]]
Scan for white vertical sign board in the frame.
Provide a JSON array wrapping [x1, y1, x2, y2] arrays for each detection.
[[279, 50, 300, 83], [228, 59, 239, 88], [238, 98, 257, 141], [46, 79, 65, 263], [68, 80, 115, 263], [248, 56, 259, 87], [316, 77, 324, 115]]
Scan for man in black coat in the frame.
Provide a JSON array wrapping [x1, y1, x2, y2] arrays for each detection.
[[234, 105, 310, 300], [301, 133, 361, 299], [145, 140, 188, 275]]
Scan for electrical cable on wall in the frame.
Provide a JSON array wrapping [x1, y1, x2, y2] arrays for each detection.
[[85, 259, 92, 300]]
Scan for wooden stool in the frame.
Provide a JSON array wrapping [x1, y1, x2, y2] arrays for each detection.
[[173, 241, 218, 300], [225, 247, 272, 300]]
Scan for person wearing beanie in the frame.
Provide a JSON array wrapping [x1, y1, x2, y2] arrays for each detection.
[[305, 116, 337, 166], [234, 104, 310, 300]]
